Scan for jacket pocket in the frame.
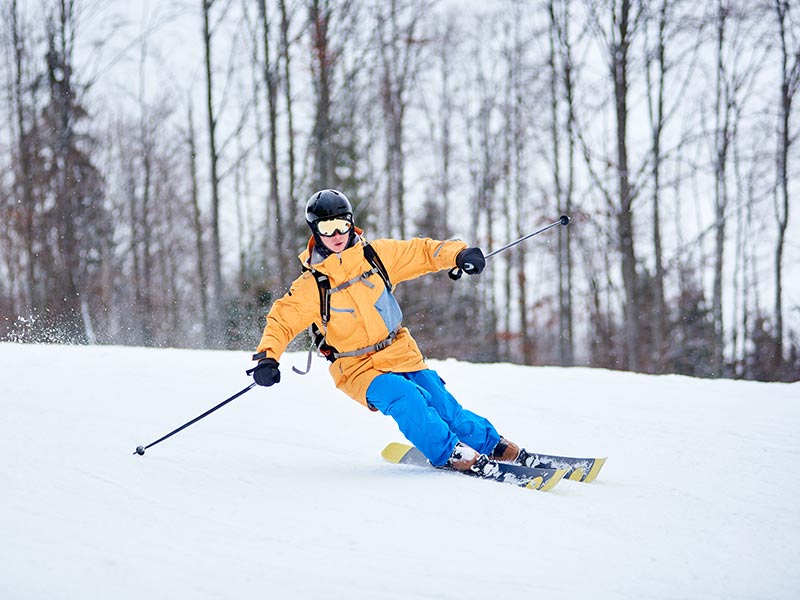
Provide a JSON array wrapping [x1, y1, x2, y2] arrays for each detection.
[[373, 288, 403, 333]]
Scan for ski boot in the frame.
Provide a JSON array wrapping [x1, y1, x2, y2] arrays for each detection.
[[447, 442, 500, 478]]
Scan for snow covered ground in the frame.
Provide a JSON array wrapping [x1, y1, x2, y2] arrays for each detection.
[[1, 342, 798, 599]]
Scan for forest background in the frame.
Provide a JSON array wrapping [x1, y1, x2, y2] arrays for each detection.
[[1, 0, 798, 381]]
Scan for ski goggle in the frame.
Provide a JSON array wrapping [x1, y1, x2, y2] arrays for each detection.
[[316, 217, 353, 237]]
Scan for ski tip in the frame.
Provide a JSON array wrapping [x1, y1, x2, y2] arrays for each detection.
[[582, 457, 607, 483], [381, 442, 413, 464], [534, 468, 567, 492], [567, 468, 585, 482], [524, 476, 544, 490]]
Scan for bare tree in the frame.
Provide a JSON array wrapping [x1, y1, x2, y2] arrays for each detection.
[[709, 0, 733, 375], [187, 101, 211, 345], [583, 0, 644, 371], [375, 0, 429, 238], [549, 0, 578, 366], [641, 0, 704, 371], [304, 0, 376, 222], [202, 0, 224, 343], [308, 0, 335, 188], [773, 0, 798, 370], [40, 1, 111, 343], [136, 35, 156, 345], [256, 0, 287, 287], [279, 0, 298, 212], [643, 0, 669, 369], [422, 14, 458, 238], [461, 14, 505, 363], [704, 0, 769, 375], [7, 0, 39, 313]]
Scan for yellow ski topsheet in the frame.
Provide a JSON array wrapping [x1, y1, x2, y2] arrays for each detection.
[[381, 441, 415, 464], [582, 457, 607, 483], [567, 468, 586, 482]]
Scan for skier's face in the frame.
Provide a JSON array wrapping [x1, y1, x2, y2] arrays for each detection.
[[320, 229, 350, 253]]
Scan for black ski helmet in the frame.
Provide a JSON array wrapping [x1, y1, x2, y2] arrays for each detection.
[[305, 189, 353, 225]]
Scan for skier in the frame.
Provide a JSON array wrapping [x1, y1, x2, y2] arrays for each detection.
[[250, 189, 526, 476]]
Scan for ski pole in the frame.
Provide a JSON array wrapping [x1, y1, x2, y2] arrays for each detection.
[[133, 382, 256, 456], [449, 215, 570, 280]]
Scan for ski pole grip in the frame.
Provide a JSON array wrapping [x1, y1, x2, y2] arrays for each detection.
[[559, 215, 570, 226], [448, 267, 463, 281]]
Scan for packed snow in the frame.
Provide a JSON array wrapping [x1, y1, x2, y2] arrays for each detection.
[[1, 342, 798, 599]]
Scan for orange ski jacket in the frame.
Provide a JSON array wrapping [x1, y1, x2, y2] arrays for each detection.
[[255, 232, 467, 406]]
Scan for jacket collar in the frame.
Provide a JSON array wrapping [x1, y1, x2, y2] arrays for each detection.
[[299, 227, 365, 271]]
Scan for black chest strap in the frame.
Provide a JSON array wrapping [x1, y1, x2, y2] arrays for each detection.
[[292, 242, 393, 374], [311, 242, 391, 327], [363, 243, 392, 292]]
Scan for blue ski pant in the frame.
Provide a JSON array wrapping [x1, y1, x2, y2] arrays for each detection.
[[366, 369, 501, 467]]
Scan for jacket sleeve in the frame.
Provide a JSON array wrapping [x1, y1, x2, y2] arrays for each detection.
[[255, 273, 319, 361], [372, 238, 467, 285]]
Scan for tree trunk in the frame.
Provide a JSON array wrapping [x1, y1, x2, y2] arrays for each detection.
[[774, 0, 795, 372], [258, 0, 286, 288], [549, 0, 575, 367], [712, 0, 730, 376], [309, 0, 334, 189], [559, 0, 576, 367], [645, 0, 669, 372], [137, 40, 155, 346], [187, 102, 210, 346], [279, 0, 297, 224], [141, 132, 154, 345], [611, 0, 639, 371], [10, 0, 37, 311], [202, 0, 223, 345]]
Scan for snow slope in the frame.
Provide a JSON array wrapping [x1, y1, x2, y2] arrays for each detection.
[[1, 342, 798, 599]]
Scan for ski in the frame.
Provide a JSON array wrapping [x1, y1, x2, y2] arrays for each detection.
[[520, 451, 607, 483], [381, 442, 567, 492]]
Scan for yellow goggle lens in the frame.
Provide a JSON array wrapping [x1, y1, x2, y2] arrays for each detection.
[[316, 218, 352, 237]]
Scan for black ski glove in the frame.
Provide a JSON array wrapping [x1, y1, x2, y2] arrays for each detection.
[[251, 358, 281, 387], [455, 247, 486, 275]]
